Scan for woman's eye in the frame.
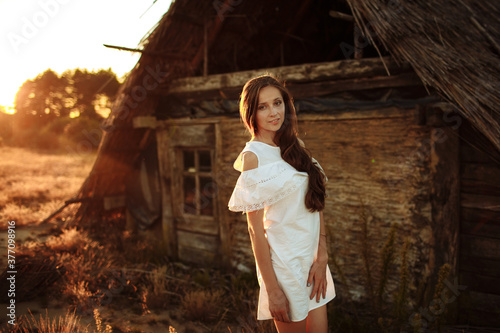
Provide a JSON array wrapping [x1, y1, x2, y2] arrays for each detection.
[[275, 100, 282, 106], [258, 105, 265, 110]]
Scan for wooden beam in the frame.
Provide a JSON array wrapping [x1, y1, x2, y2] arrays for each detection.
[[162, 57, 412, 95], [165, 71, 422, 103], [103, 44, 189, 60], [429, 123, 460, 322], [133, 116, 158, 129], [329, 10, 354, 22]]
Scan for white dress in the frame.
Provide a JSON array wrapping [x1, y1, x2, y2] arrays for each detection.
[[228, 141, 336, 322]]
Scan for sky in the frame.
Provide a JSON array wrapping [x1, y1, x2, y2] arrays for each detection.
[[0, 0, 173, 109]]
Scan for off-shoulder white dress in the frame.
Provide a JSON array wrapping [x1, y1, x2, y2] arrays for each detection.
[[228, 141, 336, 322]]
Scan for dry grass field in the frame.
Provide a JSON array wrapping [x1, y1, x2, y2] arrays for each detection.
[[0, 147, 95, 229], [0, 147, 276, 333]]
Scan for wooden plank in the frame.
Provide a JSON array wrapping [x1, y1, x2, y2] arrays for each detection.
[[458, 291, 500, 326], [461, 163, 500, 197], [165, 72, 422, 102], [178, 245, 215, 266], [461, 163, 500, 184], [168, 123, 215, 147], [133, 116, 158, 129], [460, 138, 500, 163], [459, 270, 500, 295], [157, 107, 418, 127], [298, 107, 418, 122], [177, 230, 218, 252], [164, 56, 410, 94], [286, 72, 421, 99], [461, 207, 500, 239], [215, 122, 231, 267], [156, 129, 177, 258], [460, 234, 500, 260], [429, 125, 460, 319], [461, 179, 500, 197], [176, 215, 219, 235], [461, 193, 500, 212], [459, 255, 500, 277]]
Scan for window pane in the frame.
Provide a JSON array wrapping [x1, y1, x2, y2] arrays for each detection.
[[183, 150, 195, 173], [183, 176, 196, 214], [199, 150, 211, 172], [199, 177, 215, 216]]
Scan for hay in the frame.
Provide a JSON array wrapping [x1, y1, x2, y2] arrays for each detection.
[[346, 0, 500, 152]]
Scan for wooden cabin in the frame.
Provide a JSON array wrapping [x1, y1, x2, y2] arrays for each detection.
[[74, 0, 500, 327]]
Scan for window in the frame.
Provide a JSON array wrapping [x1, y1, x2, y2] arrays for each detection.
[[181, 149, 215, 216]]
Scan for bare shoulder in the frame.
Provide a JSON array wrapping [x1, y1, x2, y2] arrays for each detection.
[[241, 151, 258, 171]]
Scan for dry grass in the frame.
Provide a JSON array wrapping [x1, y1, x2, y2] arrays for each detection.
[[11, 309, 88, 333], [0, 146, 95, 228], [181, 289, 225, 323]]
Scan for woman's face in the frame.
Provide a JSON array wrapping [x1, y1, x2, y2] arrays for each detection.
[[255, 85, 285, 136]]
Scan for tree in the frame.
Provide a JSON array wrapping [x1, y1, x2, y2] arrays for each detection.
[[14, 69, 70, 128], [13, 68, 121, 128], [70, 68, 120, 119]]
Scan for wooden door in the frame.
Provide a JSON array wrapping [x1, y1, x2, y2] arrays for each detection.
[[158, 122, 220, 265]]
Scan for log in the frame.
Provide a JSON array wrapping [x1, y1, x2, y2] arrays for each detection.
[[329, 10, 354, 21], [166, 72, 422, 103], [103, 44, 189, 60], [162, 56, 411, 95]]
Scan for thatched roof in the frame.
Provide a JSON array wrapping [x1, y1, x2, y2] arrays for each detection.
[[74, 0, 500, 220], [347, 0, 500, 153]]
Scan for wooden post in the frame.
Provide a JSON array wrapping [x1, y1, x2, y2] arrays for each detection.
[[428, 105, 460, 322], [203, 20, 208, 77], [354, 24, 364, 59], [156, 129, 178, 259]]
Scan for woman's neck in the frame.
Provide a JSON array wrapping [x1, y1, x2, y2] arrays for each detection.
[[253, 133, 277, 146]]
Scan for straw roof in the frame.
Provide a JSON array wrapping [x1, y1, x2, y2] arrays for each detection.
[[74, 0, 499, 220], [347, 0, 500, 151]]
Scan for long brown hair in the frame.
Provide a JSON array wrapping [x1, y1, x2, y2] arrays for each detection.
[[239, 75, 326, 212]]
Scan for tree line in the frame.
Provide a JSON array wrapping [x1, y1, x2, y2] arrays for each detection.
[[1, 68, 121, 150]]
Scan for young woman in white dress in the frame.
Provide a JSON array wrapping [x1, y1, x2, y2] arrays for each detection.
[[229, 75, 336, 332]]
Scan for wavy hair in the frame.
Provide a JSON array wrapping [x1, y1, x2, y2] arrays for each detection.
[[239, 75, 326, 212]]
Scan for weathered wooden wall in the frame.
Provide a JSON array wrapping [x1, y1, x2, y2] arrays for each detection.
[[458, 119, 500, 326]]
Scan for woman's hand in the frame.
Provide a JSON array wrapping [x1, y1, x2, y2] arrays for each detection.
[[307, 255, 328, 302], [268, 288, 291, 322]]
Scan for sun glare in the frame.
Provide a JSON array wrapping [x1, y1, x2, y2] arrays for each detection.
[[0, 0, 173, 109], [4, 107, 16, 114]]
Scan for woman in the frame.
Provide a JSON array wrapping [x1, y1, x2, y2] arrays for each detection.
[[228, 75, 336, 332]]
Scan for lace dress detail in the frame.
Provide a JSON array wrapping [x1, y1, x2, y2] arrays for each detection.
[[228, 160, 308, 212]]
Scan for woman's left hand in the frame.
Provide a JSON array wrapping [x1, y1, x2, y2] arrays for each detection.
[[307, 257, 328, 302]]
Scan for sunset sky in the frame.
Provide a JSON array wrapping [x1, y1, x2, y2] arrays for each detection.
[[0, 0, 173, 109]]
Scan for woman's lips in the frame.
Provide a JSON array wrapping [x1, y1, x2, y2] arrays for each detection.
[[270, 118, 280, 125]]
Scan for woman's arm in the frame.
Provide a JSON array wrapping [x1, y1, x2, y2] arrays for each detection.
[[242, 152, 291, 323], [307, 210, 329, 302]]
